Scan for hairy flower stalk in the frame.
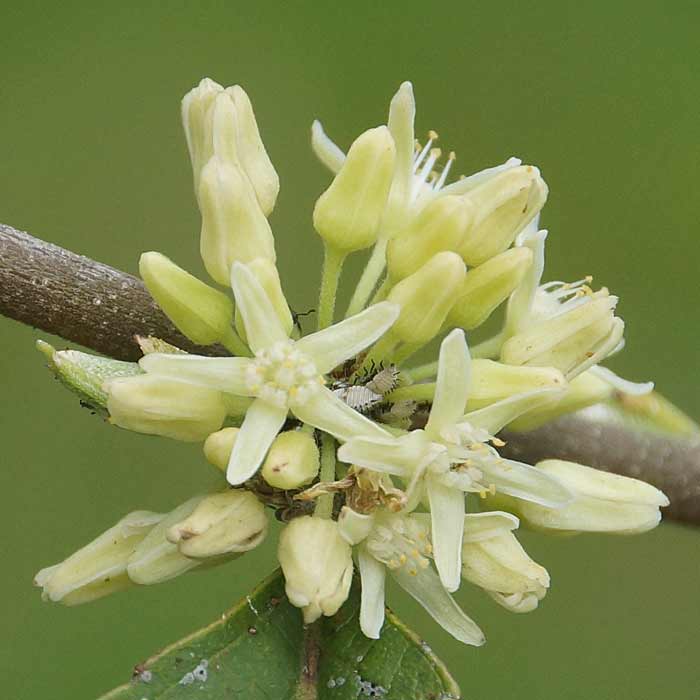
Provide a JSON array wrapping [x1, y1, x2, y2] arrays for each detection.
[[33, 77, 669, 653]]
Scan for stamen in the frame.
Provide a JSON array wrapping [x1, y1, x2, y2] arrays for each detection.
[[412, 148, 441, 199], [413, 131, 438, 172], [434, 151, 456, 191]]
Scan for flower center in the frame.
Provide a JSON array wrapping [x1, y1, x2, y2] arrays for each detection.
[[245, 340, 323, 408], [366, 515, 432, 577], [533, 276, 598, 320]]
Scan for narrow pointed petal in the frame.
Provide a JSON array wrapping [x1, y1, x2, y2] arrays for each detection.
[[427, 477, 464, 592], [463, 386, 564, 435], [337, 432, 427, 476], [567, 317, 625, 381], [387, 81, 416, 197], [588, 365, 654, 396], [296, 302, 400, 374], [480, 458, 573, 508], [505, 228, 547, 337], [440, 157, 522, 197], [392, 565, 485, 646], [426, 329, 471, 437], [226, 398, 286, 485], [293, 386, 390, 442], [140, 354, 253, 395], [462, 512, 519, 543], [311, 120, 346, 174], [230, 262, 288, 353], [358, 546, 386, 639]]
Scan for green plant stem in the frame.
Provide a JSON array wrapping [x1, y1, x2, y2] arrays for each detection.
[[404, 360, 438, 382], [470, 331, 505, 359], [317, 244, 345, 330], [221, 325, 252, 357], [387, 382, 436, 403], [345, 238, 388, 317], [314, 432, 337, 518], [393, 342, 421, 366]]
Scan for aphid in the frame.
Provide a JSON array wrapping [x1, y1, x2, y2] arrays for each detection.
[[333, 384, 383, 413], [365, 365, 400, 395]]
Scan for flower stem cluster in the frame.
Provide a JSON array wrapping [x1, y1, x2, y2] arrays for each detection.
[[34, 77, 669, 651]]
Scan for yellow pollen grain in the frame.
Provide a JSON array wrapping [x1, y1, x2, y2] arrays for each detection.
[[399, 554, 407, 565], [409, 569, 418, 576], [425, 543, 433, 554], [428, 129, 438, 140], [492, 437, 506, 447]]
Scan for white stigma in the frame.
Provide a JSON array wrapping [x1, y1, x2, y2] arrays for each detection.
[[245, 340, 323, 408]]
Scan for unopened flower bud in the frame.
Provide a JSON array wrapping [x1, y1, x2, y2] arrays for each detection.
[[278, 516, 353, 623], [508, 369, 613, 431], [497, 460, 669, 535], [386, 195, 473, 281], [448, 247, 534, 330], [467, 359, 566, 411], [313, 126, 396, 253], [37, 340, 140, 410], [203, 427, 240, 471], [182, 77, 224, 191], [127, 496, 207, 584], [105, 375, 226, 442], [198, 156, 276, 286], [34, 511, 163, 605], [183, 80, 279, 215], [209, 88, 280, 216], [261, 430, 320, 490], [459, 166, 548, 266], [167, 490, 267, 558], [234, 258, 293, 342], [500, 291, 623, 379], [387, 251, 466, 345], [462, 522, 549, 614], [139, 252, 235, 347]]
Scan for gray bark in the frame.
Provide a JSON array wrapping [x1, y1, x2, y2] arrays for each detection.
[[1, 222, 698, 525]]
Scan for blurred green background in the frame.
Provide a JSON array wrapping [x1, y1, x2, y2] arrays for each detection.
[[1, 2, 698, 698]]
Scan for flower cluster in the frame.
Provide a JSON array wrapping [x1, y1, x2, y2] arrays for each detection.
[[35, 78, 669, 647]]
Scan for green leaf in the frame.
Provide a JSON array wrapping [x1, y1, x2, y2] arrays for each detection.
[[99, 569, 460, 700]]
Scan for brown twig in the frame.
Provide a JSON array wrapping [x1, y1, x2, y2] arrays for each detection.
[[0, 223, 228, 361], [1, 222, 699, 525]]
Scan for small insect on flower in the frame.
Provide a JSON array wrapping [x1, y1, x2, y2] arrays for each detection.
[[333, 384, 383, 413], [365, 365, 401, 395]]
